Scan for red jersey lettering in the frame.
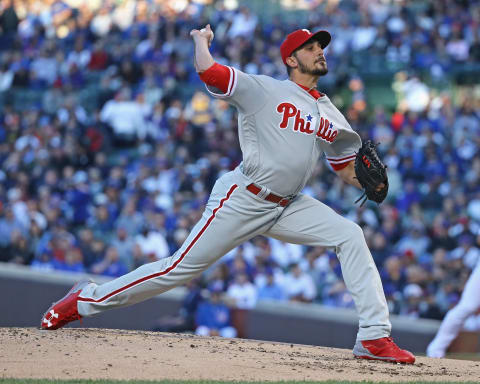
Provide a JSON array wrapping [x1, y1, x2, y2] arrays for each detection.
[[316, 117, 337, 143], [277, 102, 337, 140], [293, 111, 314, 134], [277, 102, 297, 128]]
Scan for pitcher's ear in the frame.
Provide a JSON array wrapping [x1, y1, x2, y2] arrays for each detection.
[[286, 55, 298, 69]]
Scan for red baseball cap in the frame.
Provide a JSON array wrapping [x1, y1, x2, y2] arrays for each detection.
[[280, 29, 331, 65]]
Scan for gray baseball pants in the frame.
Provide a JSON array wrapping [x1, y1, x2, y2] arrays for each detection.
[[78, 167, 391, 341]]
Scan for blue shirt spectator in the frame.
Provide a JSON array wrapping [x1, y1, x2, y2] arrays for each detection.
[[257, 271, 285, 301], [195, 284, 237, 338]]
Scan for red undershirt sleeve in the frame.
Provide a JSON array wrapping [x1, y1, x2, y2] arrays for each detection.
[[199, 63, 231, 94]]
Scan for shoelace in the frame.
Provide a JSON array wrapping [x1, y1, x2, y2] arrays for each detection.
[[384, 337, 402, 351]]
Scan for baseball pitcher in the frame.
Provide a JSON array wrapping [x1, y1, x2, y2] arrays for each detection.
[[40, 24, 414, 364]]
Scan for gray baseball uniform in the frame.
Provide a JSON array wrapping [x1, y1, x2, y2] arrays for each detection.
[[78, 67, 391, 341]]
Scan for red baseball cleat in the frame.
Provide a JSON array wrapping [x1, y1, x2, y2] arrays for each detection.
[[353, 337, 415, 364], [40, 280, 91, 330]]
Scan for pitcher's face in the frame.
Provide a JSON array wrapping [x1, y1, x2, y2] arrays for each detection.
[[294, 40, 328, 76]]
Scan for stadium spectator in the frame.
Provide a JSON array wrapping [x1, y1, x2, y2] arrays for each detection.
[[153, 278, 203, 333], [226, 273, 257, 310], [90, 245, 128, 277], [135, 224, 169, 262], [195, 282, 237, 338], [111, 226, 136, 272], [257, 269, 286, 301], [283, 263, 317, 303]]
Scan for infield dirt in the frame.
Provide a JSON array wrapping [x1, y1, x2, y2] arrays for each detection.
[[1, 327, 479, 382]]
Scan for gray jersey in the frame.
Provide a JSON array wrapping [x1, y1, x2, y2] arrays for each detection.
[[205, 67, 362, 196]]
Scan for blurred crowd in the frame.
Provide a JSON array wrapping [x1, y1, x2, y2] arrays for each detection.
[[1, 0, 480, 333]]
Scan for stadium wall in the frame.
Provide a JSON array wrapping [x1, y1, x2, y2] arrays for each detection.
[[1, 263, 477, 354]]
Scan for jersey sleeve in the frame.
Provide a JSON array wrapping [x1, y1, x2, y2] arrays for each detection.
[[326, 153, 356, 171], [320, 107, 362, 171], [200, 63, 268, 114]]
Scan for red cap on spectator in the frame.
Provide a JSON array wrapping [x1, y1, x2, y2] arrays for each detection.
[[280, 29, 331, 65]]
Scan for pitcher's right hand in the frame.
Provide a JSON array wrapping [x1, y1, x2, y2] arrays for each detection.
[[190, 24, 214, 47]]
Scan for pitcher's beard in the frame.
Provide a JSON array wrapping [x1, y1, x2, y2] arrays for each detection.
[[298, 60, 328, 76]]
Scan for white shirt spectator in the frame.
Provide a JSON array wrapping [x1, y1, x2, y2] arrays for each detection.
[[141, 168, 177, 209], [298, 251, 331, 275], [100, 98, 147, 138], [136, 37, 155, 60], [368, 2, 390, 25], [254, 267, 285, 289], [223, 241, 258, 265], [15, 134, 40, 152], [135, 230, 169, 260], [227, 274, 257, 309], [283, 264, 317, 302], [228, 8, 258, 39], [66, 49, 91, 69], [8, 188, 30, 231], [269, 238, 303, 268], [403, 77, 430, 113], [18, 16, 37, 39], [112, 0, 136, 31], [446, 39, 470, 62], [31, 55, 58, 84], [449, 244, 480, 270], [0, 67, 13, 91], [352, 25, 377, 51], [329, 23, 353, 56], [396, 232, 430, 257], [386, 14, 406, 34], [90, 9, 113, 37]]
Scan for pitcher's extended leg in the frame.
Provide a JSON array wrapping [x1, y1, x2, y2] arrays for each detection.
[[264, 194, 390, 341], [78, 180, 278, 317]]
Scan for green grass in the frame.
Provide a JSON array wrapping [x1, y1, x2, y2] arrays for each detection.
[[2, 380, 480, 384]]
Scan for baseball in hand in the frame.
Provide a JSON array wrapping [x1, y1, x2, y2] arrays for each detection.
[[190, 25, 214, 46]]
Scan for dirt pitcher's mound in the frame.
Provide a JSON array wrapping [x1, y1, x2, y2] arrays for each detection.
[[1, 327, 479, 382]]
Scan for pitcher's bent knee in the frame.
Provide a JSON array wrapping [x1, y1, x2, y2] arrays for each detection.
[[341, 221, 365, 243]]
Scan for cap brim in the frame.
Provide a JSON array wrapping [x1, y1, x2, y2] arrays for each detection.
[[306, 30, 331, 49]]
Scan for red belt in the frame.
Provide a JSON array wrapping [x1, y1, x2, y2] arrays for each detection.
[[246, 183, 291, 207]]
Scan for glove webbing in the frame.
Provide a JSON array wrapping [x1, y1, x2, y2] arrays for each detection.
[[366, 142, 386, 174]]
